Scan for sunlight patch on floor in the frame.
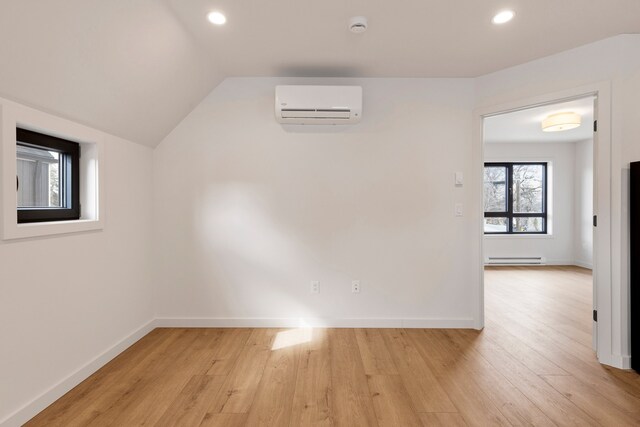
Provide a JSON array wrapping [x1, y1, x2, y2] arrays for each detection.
[[272, 327, 313, 350]]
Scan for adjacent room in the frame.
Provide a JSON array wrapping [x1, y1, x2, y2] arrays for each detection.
[[1, 1, 640, 426], [482, 97, 599, 386]]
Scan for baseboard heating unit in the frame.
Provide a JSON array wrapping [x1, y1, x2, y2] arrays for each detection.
[[485, 256, 546, 266]]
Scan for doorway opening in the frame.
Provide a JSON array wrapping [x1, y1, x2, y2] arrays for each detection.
[[481, 95, 598, 356]]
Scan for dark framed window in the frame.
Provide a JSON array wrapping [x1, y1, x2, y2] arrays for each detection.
[[484, 162, 547, 234], [16, 128, 80, 223]]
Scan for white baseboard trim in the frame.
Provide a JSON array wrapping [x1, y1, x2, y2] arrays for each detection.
[[610, 354, 632, 370], [596, 351, 631, 370], [573, 260, 593, 269], [621, 355, 632, 370], [545, 259, 576, 266], [0, 319, 156, 427], [154, 317, 477, 329], [484, 260, 594, 269]]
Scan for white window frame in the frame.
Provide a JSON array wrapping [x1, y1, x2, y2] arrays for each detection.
[[1, 100, 105, 240]]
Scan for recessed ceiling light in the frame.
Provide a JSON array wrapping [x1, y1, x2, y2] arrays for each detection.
[[492, 10, 515, 25], [207, 11, 226, 25]]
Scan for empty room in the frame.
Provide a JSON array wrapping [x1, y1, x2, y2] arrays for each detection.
[[1, 1, 640, 426]]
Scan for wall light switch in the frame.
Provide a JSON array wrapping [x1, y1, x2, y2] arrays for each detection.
[[455, 203, 463, 217], [455, 172, 464, 186]]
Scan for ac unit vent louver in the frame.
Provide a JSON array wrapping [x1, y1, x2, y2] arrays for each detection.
[[280, 108, 351, 120], [275, 85, 362, 125]]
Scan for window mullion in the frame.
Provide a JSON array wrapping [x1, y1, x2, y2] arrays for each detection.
[[508, 164, 513, 233]]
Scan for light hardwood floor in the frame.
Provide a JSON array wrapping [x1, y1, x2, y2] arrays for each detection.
[[26, 266, 640, 426]]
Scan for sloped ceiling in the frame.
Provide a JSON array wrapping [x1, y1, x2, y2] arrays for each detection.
[[0, 0, 639, 147], [0, 1, 221, 146]]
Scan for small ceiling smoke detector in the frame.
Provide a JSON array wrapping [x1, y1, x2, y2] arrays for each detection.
[[349, 16, 368, 34]]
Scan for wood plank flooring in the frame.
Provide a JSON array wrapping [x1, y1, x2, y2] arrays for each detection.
[[26, 266, 640, 426]]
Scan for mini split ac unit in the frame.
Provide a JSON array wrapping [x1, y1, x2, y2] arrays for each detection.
[[275, 85, 362, 125]]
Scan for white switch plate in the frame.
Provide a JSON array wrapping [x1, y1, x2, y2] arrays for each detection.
[[311, 281, 320, 293], [455, 172, 464, 186], [455, 203, 463, 217], [352, 280, 361, 293]]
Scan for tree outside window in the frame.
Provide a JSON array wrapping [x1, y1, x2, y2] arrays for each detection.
[[484, 163, 547, 234]]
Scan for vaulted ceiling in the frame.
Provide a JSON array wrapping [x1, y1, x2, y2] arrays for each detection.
[[0, 0, 638, 146]]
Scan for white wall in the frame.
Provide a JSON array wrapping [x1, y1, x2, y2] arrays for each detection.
[[153, 77, 479, 327], [575, 139, 594, 268], [619, 66, 640, 363], [484, 142, 577, 265], [0, 101, 155, 425], [153, 35, 639, 365], [475, 34, 640, 366]]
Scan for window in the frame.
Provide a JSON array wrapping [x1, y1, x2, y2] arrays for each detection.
[[484, 162, 547, 234], [17, 128, 80, 223]]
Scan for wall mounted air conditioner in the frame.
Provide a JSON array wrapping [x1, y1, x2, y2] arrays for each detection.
[[275, 85, 362, 125]]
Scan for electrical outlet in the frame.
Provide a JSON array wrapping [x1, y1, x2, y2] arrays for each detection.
[[455, 203, 463, 217], [311, 280, 320, 294], [352, 280, 361, 293]]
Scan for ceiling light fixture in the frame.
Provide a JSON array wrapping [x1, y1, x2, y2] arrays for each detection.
[[542, 112, 582, 132], [492, 10, 515, 25], [207, 11, 226, 25]]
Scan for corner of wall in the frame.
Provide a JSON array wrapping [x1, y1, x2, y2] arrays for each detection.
[[0, 319, 156, 427]]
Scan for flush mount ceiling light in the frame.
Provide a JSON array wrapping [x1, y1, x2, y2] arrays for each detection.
[[492, 10, 515, 25], [349, 16, 368, 33], [542, 112, 582, 132], [207, 11, 226, 25]]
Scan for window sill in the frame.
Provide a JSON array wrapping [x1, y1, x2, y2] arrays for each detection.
[[484, 233, 554, 239], [1, 99, 105, 241], [4, 218, 103, 240]]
